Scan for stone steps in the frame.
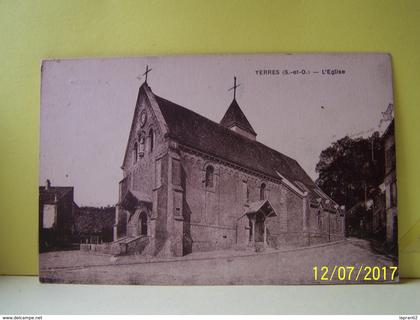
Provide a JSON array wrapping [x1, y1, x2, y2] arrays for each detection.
[[81, 236, 150, 255]]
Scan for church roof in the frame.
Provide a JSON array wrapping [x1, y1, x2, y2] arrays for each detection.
[[154, 94, 317, 191], [219, 99, 257, 136]]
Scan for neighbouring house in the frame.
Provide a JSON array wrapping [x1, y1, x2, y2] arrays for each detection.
[[39, 179, 78, 251], [87, 79, 345, 257], [382, 119, 398, 247]]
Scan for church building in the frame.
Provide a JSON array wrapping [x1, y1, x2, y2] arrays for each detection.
[[112, 75, 345, 257]]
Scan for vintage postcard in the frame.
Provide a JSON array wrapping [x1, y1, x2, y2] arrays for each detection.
[[39, 53, 398, 285]]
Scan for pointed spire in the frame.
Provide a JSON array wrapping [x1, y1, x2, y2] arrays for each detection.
[[220, 82, 257, 141]]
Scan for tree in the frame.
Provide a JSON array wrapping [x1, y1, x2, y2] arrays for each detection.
[[315, 132, 384, 236]]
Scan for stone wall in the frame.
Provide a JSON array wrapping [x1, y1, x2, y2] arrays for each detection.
[[153, 153, 169, 255], [81, 236, 149, 255], [190, 224, 236, 252], [178, 148, 319, 251], [306, 204, 345, 244]]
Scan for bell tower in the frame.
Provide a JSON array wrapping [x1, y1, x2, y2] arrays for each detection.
[[220, 77, 257, 141]]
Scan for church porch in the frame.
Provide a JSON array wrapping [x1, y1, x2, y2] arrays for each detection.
[[237, 199, 278, 252]]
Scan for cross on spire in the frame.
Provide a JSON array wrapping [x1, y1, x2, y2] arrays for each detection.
[[143, 65, 152, 83], [228, 76, 240, 100]]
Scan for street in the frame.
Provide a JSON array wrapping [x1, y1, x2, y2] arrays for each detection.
[[39, 239, 397, 285]]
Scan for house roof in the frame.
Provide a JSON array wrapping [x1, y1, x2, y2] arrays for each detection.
[[154, 94, 317, 191], [220, 99, 257, 136], [39, 186, 74, 204]]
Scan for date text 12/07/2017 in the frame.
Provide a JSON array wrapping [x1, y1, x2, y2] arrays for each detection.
[[313, 265, 398, 282], [255, 69, 346, 76]]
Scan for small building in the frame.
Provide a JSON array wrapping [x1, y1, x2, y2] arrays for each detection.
[[39, 179, 78, 251], [382, 120, 397, 246], [107, 80, 345, 257]]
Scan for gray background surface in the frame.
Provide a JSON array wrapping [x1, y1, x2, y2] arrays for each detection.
[[0, 276, 419, 314]]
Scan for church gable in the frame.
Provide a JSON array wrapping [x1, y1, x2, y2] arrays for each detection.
[[121, 83, 168, 170]]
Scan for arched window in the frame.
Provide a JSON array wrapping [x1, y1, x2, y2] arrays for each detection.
[[246, 184, 250, 203], [205, 165, 214, 188], [133, 142, 138, 163], [149, 128, 154, 153], [260, 183, 266, 200]]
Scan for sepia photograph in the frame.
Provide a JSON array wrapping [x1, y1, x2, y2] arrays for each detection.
[[39, 53, 398, 285]]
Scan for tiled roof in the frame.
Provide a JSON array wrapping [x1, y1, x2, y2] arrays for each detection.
[[155, 95, 317, 191]]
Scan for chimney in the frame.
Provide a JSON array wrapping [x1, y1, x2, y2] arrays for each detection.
[[45, 179, 51, 190]]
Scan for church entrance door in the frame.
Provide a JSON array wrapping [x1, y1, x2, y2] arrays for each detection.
[[255, 212, 265, 243], [139, 212, 148, 236], [248, 220, 253, 243]]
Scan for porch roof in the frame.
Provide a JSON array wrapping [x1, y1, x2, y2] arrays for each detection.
[[119, 190, 152, 211], [240, 199, 278, 219]]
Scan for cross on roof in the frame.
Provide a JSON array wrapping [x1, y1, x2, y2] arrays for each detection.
[[143, 65, 152, 83], [228, 76, 240, 100]]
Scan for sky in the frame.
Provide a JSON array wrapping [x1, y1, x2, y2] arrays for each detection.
[[40, 53, 394, 206]]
